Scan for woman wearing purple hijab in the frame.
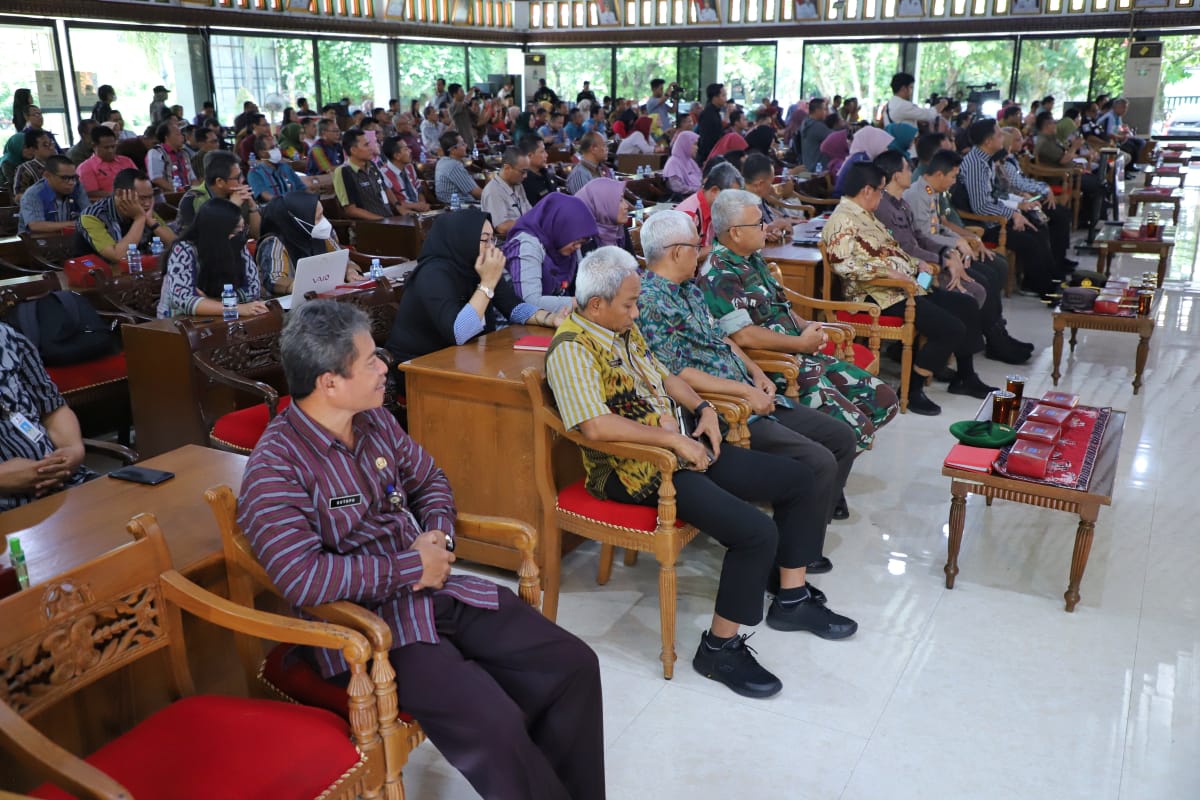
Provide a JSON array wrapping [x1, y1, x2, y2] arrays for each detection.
[[502, 192, 599, 312], [662, 130, 702, 197], [575, 177, 632, 252]]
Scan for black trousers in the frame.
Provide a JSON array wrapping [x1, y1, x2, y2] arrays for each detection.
[[986, 223, 1059, 295], [882, 289, 983, 375], [605, 442, 825, 626], [388, 590, 605, 800], [1042, 203, 1073, 266], [967, 260, 1005, 331], [750, 404, 856, 523]]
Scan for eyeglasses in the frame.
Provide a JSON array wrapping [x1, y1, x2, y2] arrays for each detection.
[[667, 242, 703, 251], [479, 234, 495, 244], [52, 173, 79, 182], [729, 220, 767, 231]]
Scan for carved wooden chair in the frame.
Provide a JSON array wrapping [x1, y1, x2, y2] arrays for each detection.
[[1021, 153, 1083, 230], [0, 515, 389, 800], [203, 484, 541, 800], [0, 205, 18, 237], [175, 303, 290, 454], [818, 243, 917, 413], [91, 269, 166, 323], [0, 273, 133, 442], [19, 233, 74, 272], [523, 368, 751, 679]]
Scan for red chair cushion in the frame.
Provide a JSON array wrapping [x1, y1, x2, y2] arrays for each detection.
[[833, 311, 904, 328], [30, 695, 361, 800], [557, 479, 686, 531], [983, 241, 998, 250], [820, 341, 877, 370], [262, 643, 416, 724], [1050, 185, 1064, 195], [211, 396, 293, 451], [46, 353, 127, 394]]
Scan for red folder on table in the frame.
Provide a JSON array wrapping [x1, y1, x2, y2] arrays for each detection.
[[943, 444, 1000, 474], [513, 335, 552, 352]]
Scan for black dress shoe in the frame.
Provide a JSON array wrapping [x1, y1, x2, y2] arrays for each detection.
[[806, 556, 833, 574], [766, 597, 858, 639], [906, 388, 942, 416], [932, 366, 957, 383], [832, 492, 850, 520], [1062, 257, 1079, 270], [948, 373, 998, 399], [693, 633, 782, 698], [985, 340, 1033, 365]]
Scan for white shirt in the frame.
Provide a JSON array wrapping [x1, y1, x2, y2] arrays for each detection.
[[617, 132, 655, 155], [883, 96, 939, 128]]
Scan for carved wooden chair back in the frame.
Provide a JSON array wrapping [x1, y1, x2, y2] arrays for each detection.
[[93, 269, 166, 322]]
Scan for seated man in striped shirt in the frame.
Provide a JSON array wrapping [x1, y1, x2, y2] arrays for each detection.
[[433, 130, 482, 206], [238, 300, 604, 800]]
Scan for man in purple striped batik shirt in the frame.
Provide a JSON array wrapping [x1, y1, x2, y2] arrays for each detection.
[[238, 300, 605, 800]]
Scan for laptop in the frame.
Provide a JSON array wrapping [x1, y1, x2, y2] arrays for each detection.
[[277, 249, 351, 310]]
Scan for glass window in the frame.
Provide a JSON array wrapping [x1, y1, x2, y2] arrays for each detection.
[[543, 48, 612, 103], [468, 46, 519, 89], [1016, 38, 1095, 107], [678, 46, 701, 104], [209, 34, 315, 130], [68, 27, 203, 136], [317, 39, 392, 113], [775, 39, 805, 108], [615, 47, 676, 102], [1158, 35, 1200, 134], [394, 44, 466, 110], [0, 23, 69, 145], [718, 45, 776, 106], [802, 43, 900, 119], [917, 39, 1015, 101], [1091, 37, 1125, 100]]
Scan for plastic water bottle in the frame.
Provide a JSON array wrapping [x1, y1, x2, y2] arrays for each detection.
[[248, 153, 257, 168], [815, 162, 824, 176], [370, 257, 384, 281], [634, 198, 645, 223], [171, 173, 183, 192], [126, 244, 142, 275], [450, 191, 461, 211], [471, 145, 480, 161], [221, 284, 238, 321], [150, 236, 163, 257]]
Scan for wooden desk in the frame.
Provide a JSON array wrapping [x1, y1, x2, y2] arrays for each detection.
[[354, 215, 436, 259], [1, 444, 246, 582], [761, 241, 822, 316], [1094, 222, 1175, 287], [942, 399, 1125, 612], [1127, 188, 1183, 224], [399, 326, 561, 571], [1052, 290, 1162, 395]]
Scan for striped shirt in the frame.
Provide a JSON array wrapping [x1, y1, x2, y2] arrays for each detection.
[[999, 156, 1049, 197], [237, 403, 498, 677], [0, 324, 91, 512], [959, 147, 1014, 220], [157, 240, 261, 318], [434, 157, 479, 204]]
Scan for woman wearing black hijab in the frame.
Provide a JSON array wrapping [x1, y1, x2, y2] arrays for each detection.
[[385, 207, 566, 366], [256, 191, 363, 295]]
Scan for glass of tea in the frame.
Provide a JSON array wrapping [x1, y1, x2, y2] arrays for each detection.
[[1005, 375, 1026, 407], [991, 391, 1016, 426]]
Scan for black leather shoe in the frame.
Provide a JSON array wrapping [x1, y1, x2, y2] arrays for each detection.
[[806, 556, 833, 574], [766, 597, 858, 639], [948, 374, 998, 399], [932, 366, 957, 383], [985, 340, 1033, 365], [906, 387, 942, 416], [693, 633, 782, 698], [832, 492, 849, 520]]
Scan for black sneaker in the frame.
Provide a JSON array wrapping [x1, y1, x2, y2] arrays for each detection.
[[766, 598, 859, 639], [692, 633, 782, 699], [948, 373, 998, 399], [765, 573, 827, 604], [906, 386, 942, 416]]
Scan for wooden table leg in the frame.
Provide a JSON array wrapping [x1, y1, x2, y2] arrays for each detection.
[[945, 483, 968, 589], [1069, 327, 1079, 352], [1052, 321, 1064, 386], [1134, 329, 1151, 395], [1157, 249, 1169, 288], [1064, 508, 1097, 612]]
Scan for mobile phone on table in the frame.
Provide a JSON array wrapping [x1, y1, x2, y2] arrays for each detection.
[[109, 466, 176, 486], [917, 271, 933, 290]]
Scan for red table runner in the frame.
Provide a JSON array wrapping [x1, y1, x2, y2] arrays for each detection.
[[994, 400, 1111, 491]]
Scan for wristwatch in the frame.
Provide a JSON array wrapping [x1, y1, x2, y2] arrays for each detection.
[[693, 400, 714, 416], [476, 284, 494, 299]]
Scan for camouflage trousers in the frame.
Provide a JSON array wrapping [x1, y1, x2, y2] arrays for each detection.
[[792, 352, 899, 452]]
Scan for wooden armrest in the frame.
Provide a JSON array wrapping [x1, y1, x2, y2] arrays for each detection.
[[957, 210, 1006, 227], [0, 701, 130, 800], [744, 349, 800, 376], [794, 192, 838, 207], [192, 357, 280, 412], [348, 251, 408, 269], [82, 439, 138, 464], [559, 427, 678, 475], [0, 257, 44, 277], [158, 568, 371, 665], [820, 321, 856, 341], [779, 286, 880, 317], [299, 601, 393, 651], [865, 277, 918, 294], [455, 513, 541, 607]]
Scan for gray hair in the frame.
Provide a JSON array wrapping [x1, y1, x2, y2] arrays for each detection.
[[703, 161, 745, 191], [640, 210, 697, 265], [575, 246, 639, 306], [281, 300, 372, 400], [711, 189, 761, 237]]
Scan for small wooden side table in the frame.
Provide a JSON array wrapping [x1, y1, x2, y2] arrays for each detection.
[[1127, 188, 1182, 225], [1051, 290, 1161, 394], [1093, 223, 1175, 287]]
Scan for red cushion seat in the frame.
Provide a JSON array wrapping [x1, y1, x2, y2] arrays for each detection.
[[820, 340, 877, 370], [46, 352, 127, 394], [1050, 185, 1064, 195], [211, 395, 293, 451], [557, 479, 686, 531], [30, 694, 361, 800], [833, 311, 904, 328], [262, 644, 416, 724]]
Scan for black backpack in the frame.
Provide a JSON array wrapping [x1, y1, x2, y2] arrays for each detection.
[[6, 291, 117, 367]]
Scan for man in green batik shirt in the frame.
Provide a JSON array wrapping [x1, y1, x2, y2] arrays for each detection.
[[698, 189, 899, 507]]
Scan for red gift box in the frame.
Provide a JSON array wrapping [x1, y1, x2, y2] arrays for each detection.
[[1007, 439, 1054, 478], [1040, 391, 1079, 410], [1027, 403, 1072, 426], [1017, 420, 1061, 444], [1094, 296, 1123, 314]]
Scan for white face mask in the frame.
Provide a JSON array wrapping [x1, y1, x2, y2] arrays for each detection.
[[268, 147, 283, 164], [309, 216, 333, 240]]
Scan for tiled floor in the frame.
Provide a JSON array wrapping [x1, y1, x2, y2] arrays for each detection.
[[406, 176, 1200, 799]]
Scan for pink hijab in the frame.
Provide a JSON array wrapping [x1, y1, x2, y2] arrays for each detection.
[[662, 130, 702, 194], [575, 178, 627, 248], [820, 129, 851, 177]]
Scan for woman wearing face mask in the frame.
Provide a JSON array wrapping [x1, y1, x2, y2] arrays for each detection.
[[501, 192, 598, 313], [247, 133, 307, 204], [157, 198, 268, 318], [256, 192, 364, 296], [384, 208, 566, 378]]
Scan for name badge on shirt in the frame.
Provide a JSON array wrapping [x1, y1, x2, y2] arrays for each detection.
[[329, 493, 363, 509], [9, 411, 44, 444]]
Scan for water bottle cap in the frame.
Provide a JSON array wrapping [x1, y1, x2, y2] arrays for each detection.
[[224, 283, 234, 291]]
